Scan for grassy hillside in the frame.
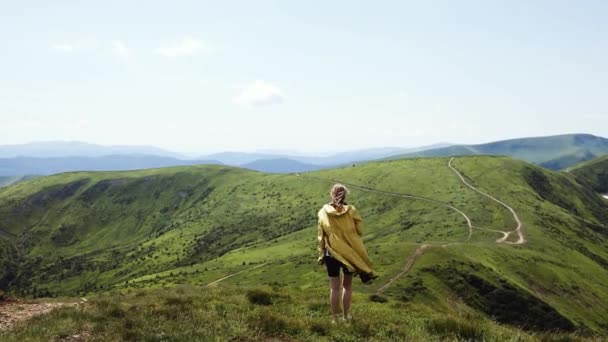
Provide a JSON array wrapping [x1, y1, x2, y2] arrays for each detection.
[[1, 156, 608, 338], [386, 134, 608, 170], [1, 285, 585, 341], [571, 155, 608, 194]]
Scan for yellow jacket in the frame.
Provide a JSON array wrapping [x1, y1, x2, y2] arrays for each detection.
[[317, 204, 377, 276]]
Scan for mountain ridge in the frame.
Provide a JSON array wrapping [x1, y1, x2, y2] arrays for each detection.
[[385, 133, 608, 170], [0, 141, 185, 159], [1, 156, 607, 335]]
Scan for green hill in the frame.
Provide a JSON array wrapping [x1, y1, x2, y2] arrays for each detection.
[[571, 155, 608, 194], [386, 134, 608, 170], [1, 156, 608, 339]]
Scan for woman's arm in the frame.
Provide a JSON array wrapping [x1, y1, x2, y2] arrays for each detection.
[[317, 220, 326, 264], [351, 207, 363, 236]]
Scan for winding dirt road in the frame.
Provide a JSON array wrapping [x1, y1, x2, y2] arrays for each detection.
[[300, 175, 474, 241], [303, 157, 525, 293], [198, 157, 525, 291], [376, 244, 430, 293], [375, 158, 525, 292], [448, 158, 525, 245], [204, 263, 269, 287]]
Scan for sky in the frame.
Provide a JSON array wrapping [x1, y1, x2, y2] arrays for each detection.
[[1, 1, 607, 154]]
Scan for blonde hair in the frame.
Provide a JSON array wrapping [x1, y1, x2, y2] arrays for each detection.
[[330, 183, 348, 210]]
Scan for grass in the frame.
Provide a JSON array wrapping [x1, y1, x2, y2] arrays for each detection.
[[1, 156, 608, 337], [0, 285, 590, 342]]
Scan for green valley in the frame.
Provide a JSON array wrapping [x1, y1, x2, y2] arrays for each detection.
[[1, 156, 608, 340]]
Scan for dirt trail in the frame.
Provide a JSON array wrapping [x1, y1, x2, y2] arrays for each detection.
[[448, 157, 525, 244], [204, 263, 269, 287], [302, 157, 526, 293], [376, 244, 429, 293], [374, 158, 526, 292], [202, 156, 526, 292], [299, 175, 474, 241]]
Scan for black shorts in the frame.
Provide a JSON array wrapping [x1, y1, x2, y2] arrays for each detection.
[[324, 255, 353, 277]]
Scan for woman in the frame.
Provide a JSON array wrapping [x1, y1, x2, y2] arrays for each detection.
[[317, 183, 378, 323]]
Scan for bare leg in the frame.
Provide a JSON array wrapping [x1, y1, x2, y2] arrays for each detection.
[[329, 276, 341, 321], [342, 274, 353, 319]]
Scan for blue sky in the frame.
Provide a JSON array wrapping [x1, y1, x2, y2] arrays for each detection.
[[1, 1, 607, 154]]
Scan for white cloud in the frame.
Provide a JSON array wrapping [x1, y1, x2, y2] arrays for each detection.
[[111, 40, 132, 62], [233, 80, 285, 107], [156, 37, 209, 57], [52, 43, 74, 52]]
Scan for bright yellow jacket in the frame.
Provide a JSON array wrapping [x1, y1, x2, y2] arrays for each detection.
[[317, 204, 377, 277]]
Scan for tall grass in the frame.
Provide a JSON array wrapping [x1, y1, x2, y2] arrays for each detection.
[[1, 285, 591, 342]]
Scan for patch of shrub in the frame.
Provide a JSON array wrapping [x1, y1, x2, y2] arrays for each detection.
[[538, 334, 579, 342], [307, 302, 330, 312], [163, 295, 194, 308], [246, 289, 273, 306], [106, 305, 126, 318], [309, 322, 330, 336], [249, 309, 304, 337], [353, 320, 374, 338], [121, 329, 138, 341], [51, 224, 79, 246], [254, 312, 287, 335], [399, 276, 426, 302], [228, 336, 256, 342], [369, 294, 388, 303], [154, 306, 184, 320], [427, 317, 487, 341]]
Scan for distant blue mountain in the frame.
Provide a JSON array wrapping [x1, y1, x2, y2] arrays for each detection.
[[203, 143, 452, 168], [0, 155, 220, 177], [240, 158, 323, 173], [0, 141, 185, 159], [0, 141, 453, 176]]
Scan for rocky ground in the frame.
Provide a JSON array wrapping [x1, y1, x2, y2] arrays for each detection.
[[0, 297, 86, 332]]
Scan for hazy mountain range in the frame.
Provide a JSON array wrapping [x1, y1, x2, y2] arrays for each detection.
[[0, 142, 451, 177], [0, 155, 219, 178], [0, 134, 607, 179], [0, 141, 185, 159]]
